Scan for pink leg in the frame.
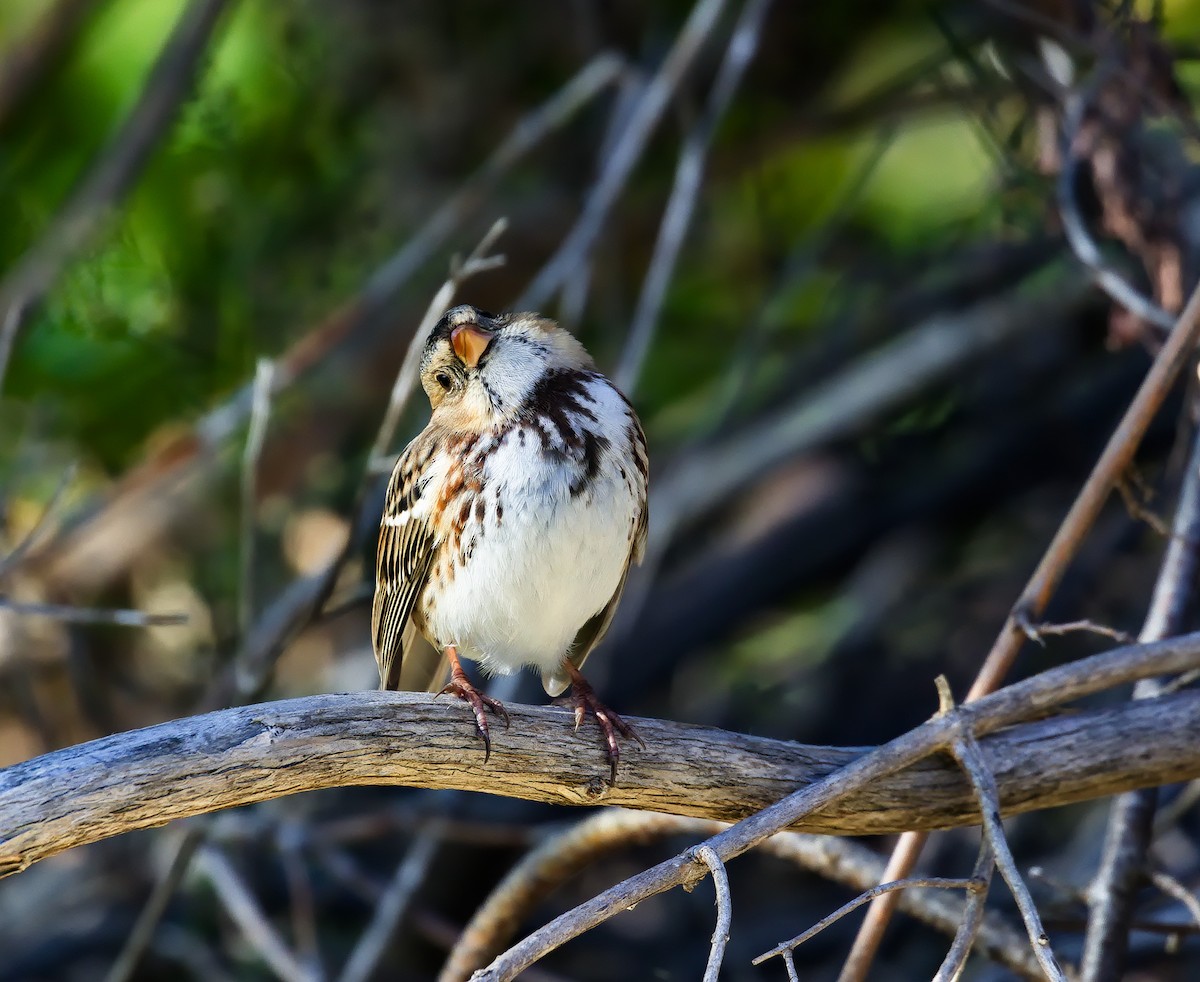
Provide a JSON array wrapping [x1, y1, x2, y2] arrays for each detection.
[[436, 646, 510, 761], [563, 661, 644, 783]]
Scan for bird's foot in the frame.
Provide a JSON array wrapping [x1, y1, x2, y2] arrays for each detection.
[[564, 664, 644, 784], [437, 659, 510, 762]]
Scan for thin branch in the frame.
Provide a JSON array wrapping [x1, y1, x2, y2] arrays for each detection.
[[195, 846, 314, 982], [0, 0, 235, 393], [948, 719, 1065, 980], [1081, 415, 1200, 981], [518, 0, 730, 308], [359, 54, 624, 315], [0, 461, 77, 580], [1116, 474, 1171, 536], [1019, 617, 1134, 646], [0, 599, 186, 627], [692, 845, 732, 982], [473, 631, 1200, 979], [932, 837, 995, 982], [440, 811, 1039, 982], [367, 218, 508, 472], [0, 0, 104, 132], [837, 833, 932, 982], [239, 358, 275, 638], [104, 825, 206, 982], [844, 256, 1200, 982], [1057, 75, 1175, 333], [755, 878, 976, 963], [614, 0, 773, 394], [1148, 870, 1200, 930], [336, 821, 444, 982]]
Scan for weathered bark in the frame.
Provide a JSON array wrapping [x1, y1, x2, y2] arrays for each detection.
[[1, 688, 1197, 876]]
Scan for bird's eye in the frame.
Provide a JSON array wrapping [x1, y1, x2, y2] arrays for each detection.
[[434, 371, 453, 391]]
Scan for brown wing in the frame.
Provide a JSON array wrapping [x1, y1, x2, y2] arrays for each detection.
[[542, 409, 649, 697], [372, 439, 439, 691]]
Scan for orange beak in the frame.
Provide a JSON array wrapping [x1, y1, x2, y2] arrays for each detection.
[[450, 323, 494, 369]]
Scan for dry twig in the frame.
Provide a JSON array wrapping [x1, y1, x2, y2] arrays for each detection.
[[440, 811, 1040, 982], [336, 818, 445, 982], [691, 845, 731, 982], [460, 630, 1200, 979], [755, 877, 978, 964], [932, 837, 995, 982], [841, 262, 1200, 982], [1081, 417, 1200, 980]]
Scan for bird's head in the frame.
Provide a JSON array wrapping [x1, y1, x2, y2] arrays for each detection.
[[419, 305, 594, 426]]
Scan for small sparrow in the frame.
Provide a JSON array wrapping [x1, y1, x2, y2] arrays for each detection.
[[372, 304, 648, 780]]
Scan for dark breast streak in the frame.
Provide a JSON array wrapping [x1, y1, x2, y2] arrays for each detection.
[[523, 369, 609, 497]]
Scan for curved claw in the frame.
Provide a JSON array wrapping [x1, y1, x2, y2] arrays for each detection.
[[438, 654, 509, 762], [563, 663, 643, 785]]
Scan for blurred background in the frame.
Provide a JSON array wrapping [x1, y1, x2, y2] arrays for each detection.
[[2, 0, 1200, 978]]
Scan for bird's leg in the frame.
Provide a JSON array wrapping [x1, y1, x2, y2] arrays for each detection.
[[562, 660, 644, 783], [436, 645, 510, 761]]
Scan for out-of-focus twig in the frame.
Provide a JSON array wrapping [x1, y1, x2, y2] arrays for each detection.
[[1020, 617, 1134, 645], [1058, 74, 1174, 333], [195, 846, 315, 982], [615, 0, 774, 394], [336, 820, 445, 982], [518, 0, 730, 308], [238, 359, 275, 638], [1148, 870, 1200, 930], [367, 219, 507, 472], [0, 0, 235, 394], [279, 825, 323, 982], [104, 826, 206, 982], [0, 0, 105, 132], [0, 599, 186, 627], [0, 461, 77, 581]]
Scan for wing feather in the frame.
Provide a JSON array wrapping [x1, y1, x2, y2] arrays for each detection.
[[372, 439, 439, 691]]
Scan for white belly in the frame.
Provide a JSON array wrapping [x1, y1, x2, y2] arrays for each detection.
[[423, 385, 642, 681]]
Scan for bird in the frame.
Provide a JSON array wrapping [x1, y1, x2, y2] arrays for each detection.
[[371, 304, 648, 781]]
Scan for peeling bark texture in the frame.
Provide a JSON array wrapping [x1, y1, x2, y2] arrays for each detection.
[[1, 689, 1198, 876]]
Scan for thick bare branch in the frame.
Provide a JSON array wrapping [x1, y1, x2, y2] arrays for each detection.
[[3, 632, 1200, 878]]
